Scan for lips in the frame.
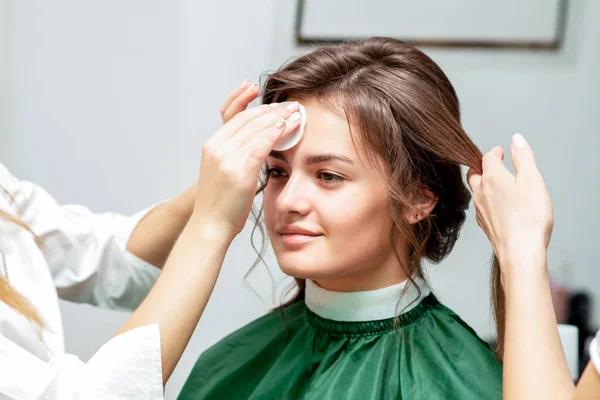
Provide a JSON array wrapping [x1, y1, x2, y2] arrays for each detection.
[[277, 226, 320, 236], [277, 225, 322, 247]]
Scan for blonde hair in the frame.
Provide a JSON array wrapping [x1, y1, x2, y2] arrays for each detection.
[[0, 188, 46, 329]]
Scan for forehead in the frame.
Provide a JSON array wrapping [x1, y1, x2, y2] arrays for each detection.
[[283, 98, 356, 159]]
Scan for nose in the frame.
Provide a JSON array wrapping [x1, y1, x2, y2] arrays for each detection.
[[276, 174, 312, 217]]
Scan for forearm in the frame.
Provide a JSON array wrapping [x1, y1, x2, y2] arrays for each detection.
[[502, 248, 575, 400], [573, 363, 600, 399], [127, 185, 195, 268], [116, 216, 232, 384]]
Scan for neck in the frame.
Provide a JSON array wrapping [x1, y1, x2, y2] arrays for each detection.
[[314, 248, 410, 292]]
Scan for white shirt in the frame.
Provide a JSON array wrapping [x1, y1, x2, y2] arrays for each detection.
[[0, 163, 163, 399]]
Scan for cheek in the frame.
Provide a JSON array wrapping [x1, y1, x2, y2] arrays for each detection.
[[324, 187, 388, 227], [325, 190, 392, 250]]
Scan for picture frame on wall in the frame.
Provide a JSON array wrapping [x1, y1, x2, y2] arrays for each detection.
[[296, 0, 568, 50]]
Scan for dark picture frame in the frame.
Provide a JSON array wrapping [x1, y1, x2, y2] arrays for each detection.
[[295, 0, 568, 50]]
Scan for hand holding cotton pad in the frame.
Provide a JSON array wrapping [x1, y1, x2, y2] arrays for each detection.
[[273, 104, 306, 151]]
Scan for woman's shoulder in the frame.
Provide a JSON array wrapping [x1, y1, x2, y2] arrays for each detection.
[[425, 297, 496, 348], [0, 162, 34, 215], [0, 162, 19, 191], [197, 301, 307, 360], [407, 295, 498, 358], [0, 163, 22, 220], [397, 295, 503, 398], [179, 302, 309, 398]]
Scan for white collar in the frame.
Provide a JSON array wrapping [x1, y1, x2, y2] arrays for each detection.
[[305, 277, 431, 322]]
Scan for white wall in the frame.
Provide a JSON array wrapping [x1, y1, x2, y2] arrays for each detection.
[[0, 0, 14, 150], [2, 1, 599, 398]]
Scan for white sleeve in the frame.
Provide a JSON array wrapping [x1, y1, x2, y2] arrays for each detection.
[[0, 324, 163, 399], [591, 329, 600, 375], [0, 163, 162, 311]]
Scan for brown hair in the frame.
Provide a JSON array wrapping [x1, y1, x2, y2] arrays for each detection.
[[0, 188, 46, 329], [252, 37, 504, 358]]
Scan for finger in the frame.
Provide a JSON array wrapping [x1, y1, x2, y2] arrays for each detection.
[[212, 104, 278, 143], [223, 84, 260, 123], [241, 117, 292, 172], [466, 167, 482, 192], [220, 81, 252, 117], [481, 146, 505, 174], [226, 102, 300, 149], [510, 133, 539, 176]]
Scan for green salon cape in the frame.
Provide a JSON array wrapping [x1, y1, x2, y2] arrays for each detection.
[[179, 281, 502, 399]]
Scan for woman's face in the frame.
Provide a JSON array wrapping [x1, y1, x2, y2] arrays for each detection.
[[263, 98, 408, 291]]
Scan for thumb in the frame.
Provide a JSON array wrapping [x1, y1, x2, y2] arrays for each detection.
[[511, 133, 538, 175]]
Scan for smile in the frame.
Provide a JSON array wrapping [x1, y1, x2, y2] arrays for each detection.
[[280, 233, 321, 247]]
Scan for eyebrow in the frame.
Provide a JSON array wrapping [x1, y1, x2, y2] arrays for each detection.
[[268, 151, 354, 166]]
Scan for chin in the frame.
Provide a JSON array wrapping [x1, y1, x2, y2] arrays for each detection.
[[275, 251, 331, 280]]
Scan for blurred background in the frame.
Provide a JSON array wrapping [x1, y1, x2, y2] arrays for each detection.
[[1, 0, 598, 397]]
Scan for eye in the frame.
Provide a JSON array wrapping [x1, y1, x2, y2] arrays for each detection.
[[266, 167, 287, 179], [318, 171, 344, 184]]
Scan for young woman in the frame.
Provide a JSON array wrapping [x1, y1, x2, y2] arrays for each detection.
[[179, 38, 503, 399]]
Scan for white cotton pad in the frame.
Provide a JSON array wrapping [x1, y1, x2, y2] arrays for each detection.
[[273, 104, 306, 151]]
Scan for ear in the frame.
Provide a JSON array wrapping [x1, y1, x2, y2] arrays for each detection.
[[403, 188, 438, 225]]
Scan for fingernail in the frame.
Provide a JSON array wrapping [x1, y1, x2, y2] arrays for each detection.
[[286, 102, 299, 111], [512, 133, 528, 149], [240, 80, 250, 88], [245, 83, 258, 92], [289, 112, 301, 121], [275, 118, 286, 129]]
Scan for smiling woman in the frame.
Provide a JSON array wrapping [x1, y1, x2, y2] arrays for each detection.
[[179, 37, 502, 400], [264, 98, 402, 292]]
